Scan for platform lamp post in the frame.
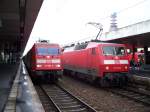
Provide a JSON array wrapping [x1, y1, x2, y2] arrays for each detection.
[[87, 22, 103, 40]]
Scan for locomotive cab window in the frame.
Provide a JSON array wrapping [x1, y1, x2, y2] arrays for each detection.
[[37, 47, 60, 55], [48, 48, 60, 55], [37, 48, 47, 55], [115, 47, 125, 56], [103, 46, 125, 56], [103, 46, 114, 56]]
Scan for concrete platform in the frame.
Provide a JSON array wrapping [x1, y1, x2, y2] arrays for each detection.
[[129, 66, 150, 78], [3, 61, 45, 112], [0, 64, 19, 112]]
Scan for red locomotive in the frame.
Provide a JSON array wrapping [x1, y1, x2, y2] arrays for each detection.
[[62, 41, 129, 86], [23, 41, 63, 82]]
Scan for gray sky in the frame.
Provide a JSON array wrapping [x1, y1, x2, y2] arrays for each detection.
[[23, 0, 150, 55]]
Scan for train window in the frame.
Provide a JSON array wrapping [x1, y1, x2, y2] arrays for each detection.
[[37, 48, 47, 55], [48, 48, 60, 55], [37, 48, 60, 55], [103, 46, 115, 56], [115, 47, 125, 56], [103, 46, 125, 56], [91, 48, 96, 55]]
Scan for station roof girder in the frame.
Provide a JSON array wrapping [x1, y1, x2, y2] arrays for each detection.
[[102, 19, 150, 47], [0, 0, 43, 52], [0, 0, 19, 41]]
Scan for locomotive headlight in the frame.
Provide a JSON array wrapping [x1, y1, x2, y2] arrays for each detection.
[[46, 56, 50, 58], [125, 66, 128, 69], [56, 64, 61, 67], [105, 66, 109, 70], [37, 64, 42, 67]]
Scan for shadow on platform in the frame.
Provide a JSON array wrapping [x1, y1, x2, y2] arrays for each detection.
[[0, 64, 18, 111]]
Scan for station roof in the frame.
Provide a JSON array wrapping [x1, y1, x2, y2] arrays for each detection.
[[102, 19, 150, 47], [0, 0, 43, 52]]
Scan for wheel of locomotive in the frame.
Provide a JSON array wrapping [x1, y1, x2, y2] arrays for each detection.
[[100, 78, 110, 87], [118, 77, 124, 87], [110, 78, 117, 87], [63, 69, 68, 75], [117, 75, 128, 87], [122, 75, 128, 86], [92, 77, 100, 86], [52, 72, 59, 82]]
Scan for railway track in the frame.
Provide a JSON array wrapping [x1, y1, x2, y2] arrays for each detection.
[[35, 86, 58, 112], [64, 74, 150, 106], [108, 86, 150, 106], [64, 75, 150, 106], [36, 84, 97, 112]]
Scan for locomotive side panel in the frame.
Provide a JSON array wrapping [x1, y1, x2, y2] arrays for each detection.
[[23, 45, 37, 75], [86, 47, 100, 76], [23, 46, 33, 72], [31, 45, 36, 71], [63, 49, 88, 74]]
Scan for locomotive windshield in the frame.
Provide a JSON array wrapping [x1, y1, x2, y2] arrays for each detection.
[[103, 46, 125, 56], [37, 47, 60, 55], [48, 48, 60, 55]]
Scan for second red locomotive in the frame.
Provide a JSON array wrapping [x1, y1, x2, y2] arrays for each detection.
[[24, 41, 63, 82], [63, 41, 129, 86]]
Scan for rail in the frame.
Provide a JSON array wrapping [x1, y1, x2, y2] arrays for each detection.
[[108, 85, 150, 106], [36, 84, 97, 112]]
